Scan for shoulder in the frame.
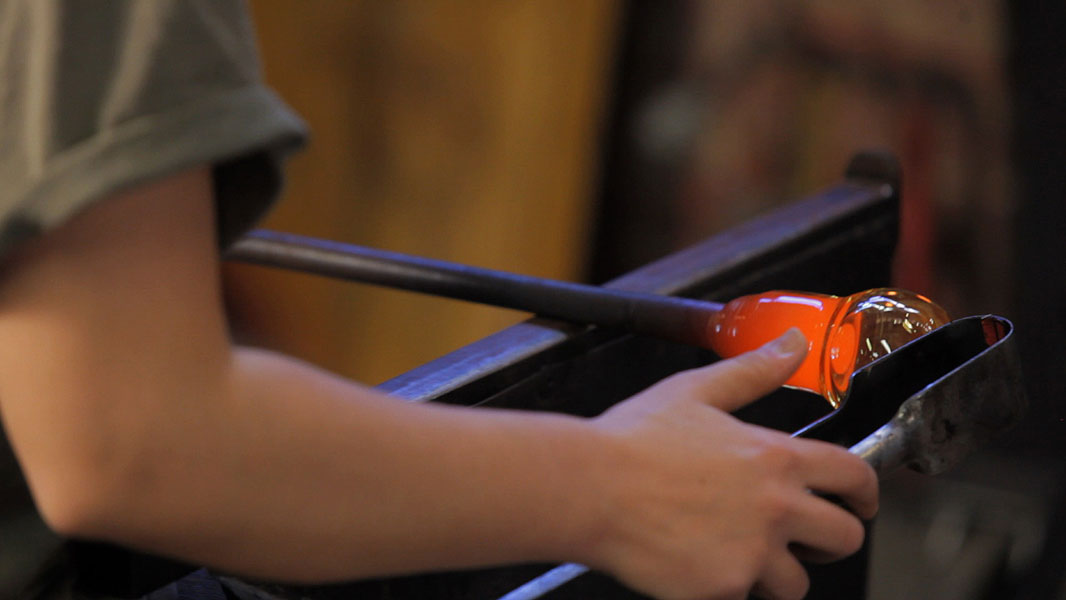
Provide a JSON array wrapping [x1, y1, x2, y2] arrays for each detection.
[[0, 0, 308, 257]]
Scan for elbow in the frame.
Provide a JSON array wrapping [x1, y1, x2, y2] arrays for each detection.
[[25, 431, 171, 542], [30, 454, 144, 540], [12, 363, 235, 542], [15, 379, 234, 544], [34, 475, 113, 539]]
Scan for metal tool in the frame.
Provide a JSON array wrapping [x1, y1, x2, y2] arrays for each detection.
[[227, 231, 948, 405], [496, 315, 1026, 600], [227, 229, 725, 348], [794, 315, 1026, 474]]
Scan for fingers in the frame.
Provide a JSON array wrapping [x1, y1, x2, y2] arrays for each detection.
[[784, 493, 867, 563], [678, 328, 808, 413], [751, 550, 809, 600], [778, 441, 877, 567], [790, 439, 879, 519], [753, 485, 868, 599]]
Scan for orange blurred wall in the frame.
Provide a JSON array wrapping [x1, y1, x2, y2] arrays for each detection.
[[224, 1, 620, 384]]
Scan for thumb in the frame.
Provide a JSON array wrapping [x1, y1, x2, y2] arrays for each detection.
[[690, 327, 809, 412]]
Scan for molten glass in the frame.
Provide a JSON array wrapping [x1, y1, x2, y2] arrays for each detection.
[[706, 288, 950, 408]]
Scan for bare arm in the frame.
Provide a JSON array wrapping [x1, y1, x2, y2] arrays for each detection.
[[0, 168, 876, 599]]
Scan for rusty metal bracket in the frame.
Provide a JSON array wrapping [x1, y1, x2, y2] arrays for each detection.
[[798, 315, 1025, 475]]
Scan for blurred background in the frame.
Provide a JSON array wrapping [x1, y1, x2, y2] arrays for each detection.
[[227, 1, 1065, 598]]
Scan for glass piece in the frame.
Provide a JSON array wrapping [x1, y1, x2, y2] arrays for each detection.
[[705, 288, 950, 407]]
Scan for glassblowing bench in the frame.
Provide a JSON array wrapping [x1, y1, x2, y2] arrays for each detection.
[[229, 151, 902, 600]]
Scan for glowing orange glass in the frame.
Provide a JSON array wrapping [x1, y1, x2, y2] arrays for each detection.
[[705, 288, 950, 407]]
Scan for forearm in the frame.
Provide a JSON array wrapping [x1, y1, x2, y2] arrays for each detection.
[[0, 167, 876, 599], [0, 168, 606, 582], [92, 345, 608, 582]]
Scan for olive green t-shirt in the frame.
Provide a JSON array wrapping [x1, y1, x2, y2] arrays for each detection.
[[0, 1, 307, 598]]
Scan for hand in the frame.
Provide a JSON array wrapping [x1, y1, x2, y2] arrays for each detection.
[[584, 329, 878, 600]]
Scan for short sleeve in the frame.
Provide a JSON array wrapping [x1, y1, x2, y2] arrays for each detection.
[[0, 0, 308, 255]]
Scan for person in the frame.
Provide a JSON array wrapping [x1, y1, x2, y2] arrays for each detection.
[[0, 2, 878, 599]]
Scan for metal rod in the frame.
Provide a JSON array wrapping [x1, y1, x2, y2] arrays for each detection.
[[496, 563, 589, 600], [227, 230, 725, 348]]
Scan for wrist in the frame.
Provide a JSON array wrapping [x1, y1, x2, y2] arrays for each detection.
[[548, 419, 629, 569], [498, 412, 618, 567]]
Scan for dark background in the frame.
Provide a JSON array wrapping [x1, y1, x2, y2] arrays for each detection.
[[589, 2, 1066, 598]]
